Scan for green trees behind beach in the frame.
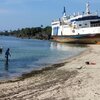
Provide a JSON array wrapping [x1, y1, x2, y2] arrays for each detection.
[[0, 26, 51, 40]]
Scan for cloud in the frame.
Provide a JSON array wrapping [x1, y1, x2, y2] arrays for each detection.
[[4, 0, 24, 4], [0, 8, 10, 14], [0, 0, 49, 6], [4, 0, 48, 4], [0, 0, 28, 5]]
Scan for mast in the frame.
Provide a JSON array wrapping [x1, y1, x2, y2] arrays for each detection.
[[63, 6, 66, 17], [86, 2, 90, 14]]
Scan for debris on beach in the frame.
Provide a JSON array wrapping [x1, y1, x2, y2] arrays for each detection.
[[85, 61, 96, 65]]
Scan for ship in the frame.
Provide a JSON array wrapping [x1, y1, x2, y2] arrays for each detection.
[[51, 2, 100, 44]]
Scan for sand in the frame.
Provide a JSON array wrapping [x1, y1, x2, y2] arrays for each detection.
[[0, 45, 100, 100]]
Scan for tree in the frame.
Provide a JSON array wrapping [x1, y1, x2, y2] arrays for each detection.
[[0, 26, 52, 40]]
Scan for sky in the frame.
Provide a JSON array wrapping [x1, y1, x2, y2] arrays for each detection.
[[0, 0, 100, 31]]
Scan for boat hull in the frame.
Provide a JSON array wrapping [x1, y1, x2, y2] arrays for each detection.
[[52, 34, 100, 44]]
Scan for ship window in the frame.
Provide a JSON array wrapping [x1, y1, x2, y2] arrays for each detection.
[[79, 24, 82, 26], [74, 16, 100, 21], [91, 21, 100, 27], [85, 24, 87, 25]]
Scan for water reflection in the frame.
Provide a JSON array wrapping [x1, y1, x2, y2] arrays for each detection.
[[50, 42, 87, 51], [5, 60, 9, 71], [3, 60, 9, 79]]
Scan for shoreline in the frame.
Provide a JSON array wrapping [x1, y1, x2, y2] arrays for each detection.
[[0, 45, 89, 83], [0, 44, 100, 99]]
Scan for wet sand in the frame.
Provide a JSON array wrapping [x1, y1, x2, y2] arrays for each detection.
[[0, 45, 100, 100]]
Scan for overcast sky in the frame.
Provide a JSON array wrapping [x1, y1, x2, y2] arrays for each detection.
[[0, 0, 100, 31]]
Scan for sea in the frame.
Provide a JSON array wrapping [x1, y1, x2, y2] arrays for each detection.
[[0, 36, 87, 80]]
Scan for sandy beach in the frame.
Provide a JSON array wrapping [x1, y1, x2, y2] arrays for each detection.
[[0, 45, 100, 100]]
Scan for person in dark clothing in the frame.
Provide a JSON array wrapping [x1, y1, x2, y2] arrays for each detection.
[[5, 48, 11, 60], [5, 48, 11, 71]]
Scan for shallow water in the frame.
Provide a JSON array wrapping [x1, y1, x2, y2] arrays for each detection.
[[0, 36, 87, 79]]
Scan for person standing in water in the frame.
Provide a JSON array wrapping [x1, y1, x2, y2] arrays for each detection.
[[5, 48, 11, 66]]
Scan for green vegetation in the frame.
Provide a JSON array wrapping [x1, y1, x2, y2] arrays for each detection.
[[0, 26, 52, 40]]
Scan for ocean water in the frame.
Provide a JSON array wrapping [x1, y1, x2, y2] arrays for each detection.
[[0, 36, 87, 79]]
